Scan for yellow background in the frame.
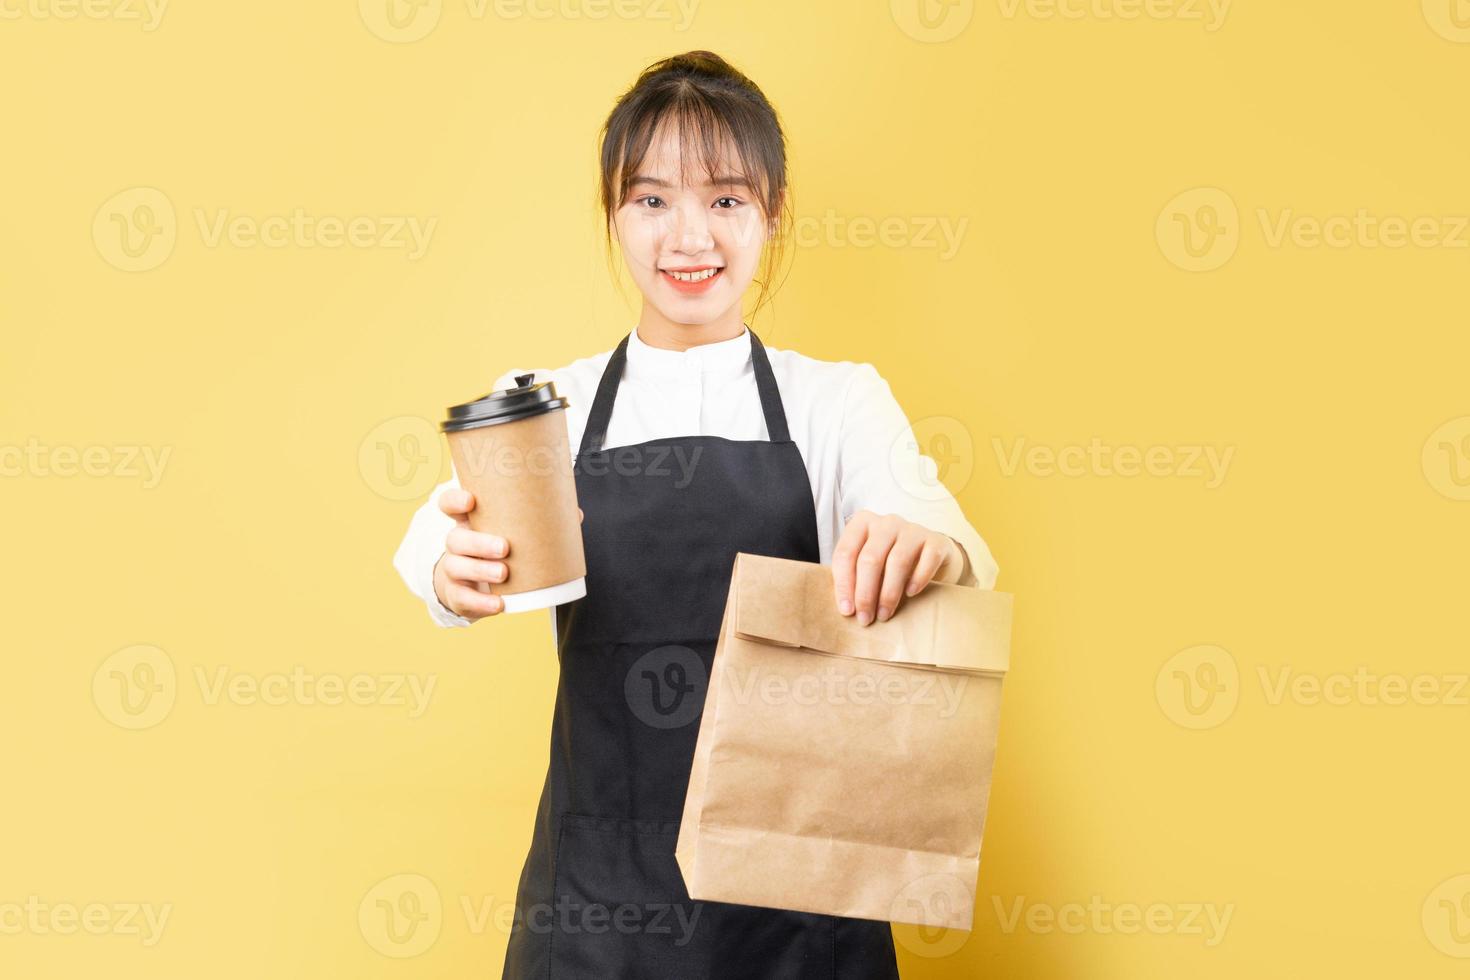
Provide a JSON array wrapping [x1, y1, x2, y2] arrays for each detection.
[[3, 1, 1469, 977]]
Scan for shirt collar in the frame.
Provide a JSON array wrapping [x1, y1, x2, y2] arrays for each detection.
[[624, 325, 752, 382]]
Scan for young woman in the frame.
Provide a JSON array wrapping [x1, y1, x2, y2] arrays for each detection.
[[394, 50, 999, 980]]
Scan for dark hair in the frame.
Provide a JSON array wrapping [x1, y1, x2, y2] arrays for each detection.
[[597, 50, 791, 320]]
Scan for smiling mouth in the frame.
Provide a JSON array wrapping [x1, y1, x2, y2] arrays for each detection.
[[660, 265, 724, 284]]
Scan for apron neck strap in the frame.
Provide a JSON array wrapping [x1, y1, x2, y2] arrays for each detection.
[[578, 328, 791, 456]]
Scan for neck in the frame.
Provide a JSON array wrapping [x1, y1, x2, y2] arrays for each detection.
[[635, 303, 746, 351]]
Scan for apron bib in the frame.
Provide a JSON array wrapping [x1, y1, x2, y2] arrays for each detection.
[[501, 329, 900, 980]]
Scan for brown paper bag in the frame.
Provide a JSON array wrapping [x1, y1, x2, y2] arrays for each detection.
[[675, 552, 1013, 930]]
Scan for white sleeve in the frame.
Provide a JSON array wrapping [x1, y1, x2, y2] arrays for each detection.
[[834, 363, 1000, 589], [392, 471, 474, 628]]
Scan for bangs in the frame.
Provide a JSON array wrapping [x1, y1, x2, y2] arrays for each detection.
[[604, 85, 780, 215]]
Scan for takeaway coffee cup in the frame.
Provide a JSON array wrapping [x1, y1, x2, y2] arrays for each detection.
[[440, 374, 586, 613]]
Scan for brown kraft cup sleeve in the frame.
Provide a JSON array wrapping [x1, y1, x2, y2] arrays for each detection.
[[444, 409, 586, 596]]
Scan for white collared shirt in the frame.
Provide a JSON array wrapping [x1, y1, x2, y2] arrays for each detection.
[[393, 326, 999, 628]]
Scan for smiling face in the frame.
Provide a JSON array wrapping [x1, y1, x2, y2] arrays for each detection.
[[611, 122, 773, 335]]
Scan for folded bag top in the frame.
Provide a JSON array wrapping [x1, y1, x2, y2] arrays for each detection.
[[729, 552, 1012, 675]]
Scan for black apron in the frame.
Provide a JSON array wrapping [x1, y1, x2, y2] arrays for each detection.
[[501, 329, 901, 979]]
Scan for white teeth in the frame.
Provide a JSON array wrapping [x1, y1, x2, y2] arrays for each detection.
[[666, 268, 720, 282]]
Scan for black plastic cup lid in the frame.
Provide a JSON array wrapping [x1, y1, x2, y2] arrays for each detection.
[[440, 373, 570, 433]]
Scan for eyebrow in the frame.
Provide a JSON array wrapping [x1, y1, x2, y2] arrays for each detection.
[[629, 174, 756, 191]]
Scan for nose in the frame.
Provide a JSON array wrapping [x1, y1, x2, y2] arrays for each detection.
[[669, 202, 714, 254]]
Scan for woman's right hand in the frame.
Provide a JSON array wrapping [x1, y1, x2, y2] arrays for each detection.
[[431, 489, 583, 622]]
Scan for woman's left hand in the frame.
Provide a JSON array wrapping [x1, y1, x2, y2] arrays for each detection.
[[831, 510, 966, 625]]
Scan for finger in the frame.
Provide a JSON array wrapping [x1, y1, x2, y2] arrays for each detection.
[[445, 580, 503, 618], [877, 528, 927, 621], [441, 553, 507, 585], [438, 488, 476, 517], [905, 536, 951, 598], [831, 513, 871, 616], [579, 507, 584, 523], [446, 526, 508, 560], [853, 521, 899, 626]]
